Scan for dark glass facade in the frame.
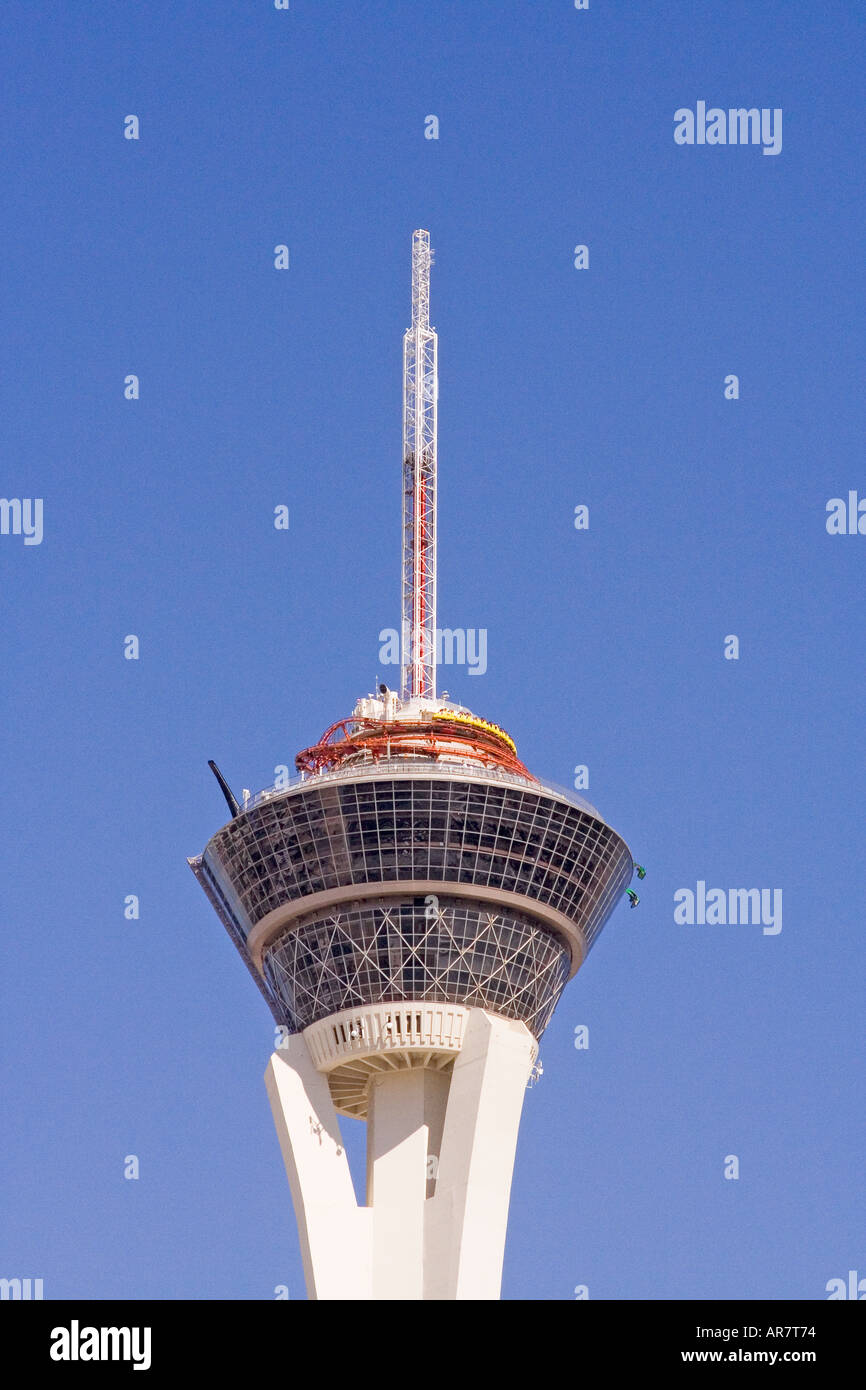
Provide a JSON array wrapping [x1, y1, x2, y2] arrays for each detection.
[[202, 775, 631, 945], [193, 770, 632, 1038]]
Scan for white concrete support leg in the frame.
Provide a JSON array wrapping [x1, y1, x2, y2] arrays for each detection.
[[265, 1039, 372, 1300], [366, 1068, 450, 1299], [425, 1010, 535, 1300]]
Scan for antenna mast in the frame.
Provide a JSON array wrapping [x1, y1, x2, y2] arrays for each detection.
[[401, 229, 438, 701]]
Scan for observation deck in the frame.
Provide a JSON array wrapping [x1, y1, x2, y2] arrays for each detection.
[[190, 695, 633, 1058]]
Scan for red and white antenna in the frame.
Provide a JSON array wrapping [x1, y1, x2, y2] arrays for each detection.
[[401, 230, 438, 701]]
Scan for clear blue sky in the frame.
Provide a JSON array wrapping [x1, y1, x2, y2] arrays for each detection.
[[1, 0, 863, 1301]]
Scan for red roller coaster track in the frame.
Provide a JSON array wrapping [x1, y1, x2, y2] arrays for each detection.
[[295, 716, 534, 780]]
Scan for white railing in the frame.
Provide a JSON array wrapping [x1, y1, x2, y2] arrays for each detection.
[[304, 1001, 468, 1070], [243, 756, 599, 819]]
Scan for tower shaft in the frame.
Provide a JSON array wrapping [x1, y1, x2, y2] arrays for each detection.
[[401, 229, 438, 701]]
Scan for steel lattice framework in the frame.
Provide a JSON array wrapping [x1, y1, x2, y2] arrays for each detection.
[[401, 229, 438, 701], [263, 896, 571, 1038]]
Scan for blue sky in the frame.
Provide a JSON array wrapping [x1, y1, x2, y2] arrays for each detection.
[[1, 0, 863, 1300]]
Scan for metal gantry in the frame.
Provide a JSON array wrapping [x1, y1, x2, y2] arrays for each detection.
[[401, 230, 438, 700]]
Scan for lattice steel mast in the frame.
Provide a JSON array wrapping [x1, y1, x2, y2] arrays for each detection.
[[401, 229, 438, 701]]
